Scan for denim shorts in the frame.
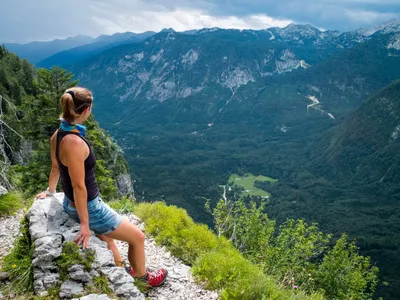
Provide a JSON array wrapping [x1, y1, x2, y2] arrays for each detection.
[[63, 195, 123, 235]]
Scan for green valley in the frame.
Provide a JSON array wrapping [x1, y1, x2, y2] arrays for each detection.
[[228, 174, 277, 197]]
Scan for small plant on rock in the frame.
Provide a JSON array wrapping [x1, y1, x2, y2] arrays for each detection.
[[56, 242, 95, 281]]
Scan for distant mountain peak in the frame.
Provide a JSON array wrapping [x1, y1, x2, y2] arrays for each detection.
[[272, 23, 321, 39], [357, 18, 400, 36], [198, 27, 221, 34], [161, 28, 176, 33]]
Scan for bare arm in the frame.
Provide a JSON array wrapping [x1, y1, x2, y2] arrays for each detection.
[[36, 131, 60, 199], [64, 136, 91, 249], [65, 136, 90, 230], [48, 130, 60, 192]]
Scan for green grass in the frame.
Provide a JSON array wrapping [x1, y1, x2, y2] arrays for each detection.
[[1, 216, 34, 295], [108, 196, 136, 213], [84, 273, 115, 297], [0, 191, 24, 216], [134, 201, 324, 300], [228, 173, 277, 198]]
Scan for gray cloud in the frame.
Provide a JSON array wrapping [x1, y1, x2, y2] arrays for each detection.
[[0, 0, 399, 43], [197, 0, 399, 31]]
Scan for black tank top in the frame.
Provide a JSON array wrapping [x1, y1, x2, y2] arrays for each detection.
[[56, 130, 99, 202]]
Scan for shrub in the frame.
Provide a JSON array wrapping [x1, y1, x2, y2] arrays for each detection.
[[135, 202, 325, 299], [314, 234, 379, 299], [211, 197, 380, 298], [263, 219, 330, 291], [108, 196, 136, 214]]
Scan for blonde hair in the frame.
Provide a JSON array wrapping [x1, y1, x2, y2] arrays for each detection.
[[60, 87, 93, 123]]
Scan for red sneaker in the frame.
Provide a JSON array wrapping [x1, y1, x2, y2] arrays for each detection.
[[125, 265, 168, 287], [145, 268, 168, 287]]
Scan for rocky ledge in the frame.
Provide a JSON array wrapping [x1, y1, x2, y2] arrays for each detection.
[[1, 193, 218, 299], [27, 193, 144, 299]]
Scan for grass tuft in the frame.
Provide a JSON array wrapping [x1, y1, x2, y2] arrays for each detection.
[[0, 191, 24, 216], [1, 216, 34, 295], [108, 196, 136, 214]]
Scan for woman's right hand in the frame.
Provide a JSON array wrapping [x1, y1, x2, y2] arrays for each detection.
[[35, 191, 48, 199], [74, 223, 91, 250]]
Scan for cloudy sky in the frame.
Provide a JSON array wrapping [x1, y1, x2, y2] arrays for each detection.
[[1, 0, 399, 43]]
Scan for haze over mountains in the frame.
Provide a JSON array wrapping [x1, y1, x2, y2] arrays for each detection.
[[4, 19, 400, 299], [4, 31, 156, 65]]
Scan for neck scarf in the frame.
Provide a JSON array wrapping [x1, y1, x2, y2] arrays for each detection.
[[60, 119, 87, 137]]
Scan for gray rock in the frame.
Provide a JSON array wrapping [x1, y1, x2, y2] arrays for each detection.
[[63, 227, 81, 242], [43, 273, 60, 289], [59, 280, 84, 298], [88, 238, 115, 268], [32, 235, 62, 266], [33, 270, 45, 280], [89, 269, 99, 278], [69, 265, 91, 283], [101, 267, 133, 286], [0, 272, 9, 282], [115, 283, 144, 299], [33, 279, 45, 294], [117, 173, 134, 196]]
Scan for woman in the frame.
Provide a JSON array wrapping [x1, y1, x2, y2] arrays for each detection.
[[37, 87, 167, 287]]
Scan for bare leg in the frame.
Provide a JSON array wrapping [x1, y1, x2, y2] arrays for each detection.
[[105, 217, 146, 277], [97, 234, 124, 266]]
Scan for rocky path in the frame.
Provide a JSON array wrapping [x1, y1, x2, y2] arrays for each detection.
[[0, 209, 24, 269], [116, 214, 219, 300]]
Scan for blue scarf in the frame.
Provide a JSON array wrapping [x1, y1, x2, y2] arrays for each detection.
[[60, 119, 87, 137]]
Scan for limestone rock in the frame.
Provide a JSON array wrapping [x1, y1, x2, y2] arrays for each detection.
[[117, 173, 134, 196], [27, 193, 145, 299], [60, 280, 84, 298], [69, 265, 91, 283], [87, 237, 115, 269]]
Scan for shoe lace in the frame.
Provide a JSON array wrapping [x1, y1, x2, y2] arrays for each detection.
[[148, 269, 164, 281]]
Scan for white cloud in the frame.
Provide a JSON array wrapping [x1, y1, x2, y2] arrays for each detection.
[[91, 7, 292, 34]]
